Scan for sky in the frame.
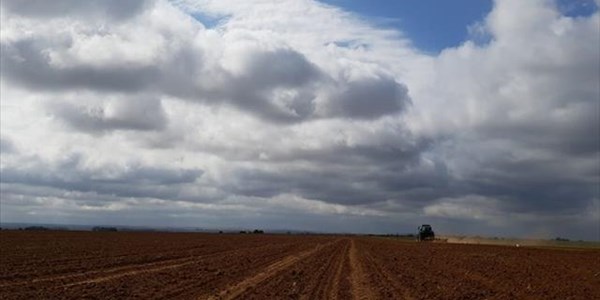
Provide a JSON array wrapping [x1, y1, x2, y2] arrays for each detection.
[[0, 0, 599, 240], [320, 0, 495, 53]]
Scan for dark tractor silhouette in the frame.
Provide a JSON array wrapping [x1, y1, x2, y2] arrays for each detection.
[[417, 224, 435, 241]]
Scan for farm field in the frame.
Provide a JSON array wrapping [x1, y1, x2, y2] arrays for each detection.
[[1, 231, 599, 299]]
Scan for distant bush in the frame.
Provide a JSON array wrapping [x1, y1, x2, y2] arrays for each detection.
[[239, 230, 247, 234], [555, 237, 570, 242], [24, 226, 49, 231], [92, 227, 118, 232], [253, 229, 264, 234]]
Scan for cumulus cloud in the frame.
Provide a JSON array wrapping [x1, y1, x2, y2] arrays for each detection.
[[0, 0, 411, 123], [0, 0, 598, 239], [411, 0, 600, 224]]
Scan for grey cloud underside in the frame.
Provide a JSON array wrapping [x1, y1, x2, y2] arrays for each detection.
[[324, 77, 410, 119], [223, 162, 445, 206], [51, 97, 168, 133], [0, 40, 159, 92], [205, 49, 324, 123], [0, 0, 155, 21], [217, 49, 410, 121], [0, 155, 204, 201], [222, 151, 596, 216], [0, 138, 15, 153]]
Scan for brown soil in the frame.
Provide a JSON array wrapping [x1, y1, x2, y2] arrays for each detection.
[[0, 231, 598, 299]]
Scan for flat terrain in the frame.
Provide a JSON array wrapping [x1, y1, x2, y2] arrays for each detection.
[[1, 231, 599, 299]]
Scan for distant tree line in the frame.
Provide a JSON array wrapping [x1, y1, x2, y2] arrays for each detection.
[[367, 233, 416, 239], [237, 229, 265, 234], [24, 226, 49, 231], [92, 226, 118, 232]]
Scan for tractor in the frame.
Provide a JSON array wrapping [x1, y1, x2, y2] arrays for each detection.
[[417, 224, 435, 241]]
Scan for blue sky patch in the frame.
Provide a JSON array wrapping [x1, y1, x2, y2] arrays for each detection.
[[557, 0, 598, 17], [319, 0, 494, 53], [191, 12, 228, 29]]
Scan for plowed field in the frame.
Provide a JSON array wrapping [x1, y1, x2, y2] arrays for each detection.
[[1, 231, 598, 299]]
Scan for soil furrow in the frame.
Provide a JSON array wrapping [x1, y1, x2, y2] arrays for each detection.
[[360, 245, 415, 299], [1, 241, 299, 288], [204, 240, 336, 300], [348, 239, 376, 300], [155, 242, 322, 299], [327, 239, 350, 300], [301, 239, 348, 300]]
